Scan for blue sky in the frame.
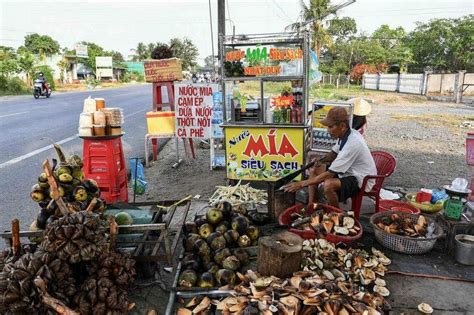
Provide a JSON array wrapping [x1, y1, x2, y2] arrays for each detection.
[[1, 0, 472, 63]]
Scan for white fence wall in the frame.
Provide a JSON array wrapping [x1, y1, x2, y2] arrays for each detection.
[[378, 74, 398, 91], [399, 74, 424, 94], [362, 73, 427, 95]]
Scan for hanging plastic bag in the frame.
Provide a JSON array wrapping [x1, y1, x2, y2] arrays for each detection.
[[129, 158, 147, 195], [309, 49, 322, 86]]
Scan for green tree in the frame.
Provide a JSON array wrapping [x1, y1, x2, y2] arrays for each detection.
[[169, 37, 199, 71], [23, 33, 60, 57], [0, 59, 19, 77], [17, 52, 37, 86], [327, 17, 357, 41], [0, 46, 16, 61], [132, 42, 148, 61], [35, 65, 55, 89], [407, 15, 473, 71], [57, 57, 70, 84], [287, 0, 341, 59]]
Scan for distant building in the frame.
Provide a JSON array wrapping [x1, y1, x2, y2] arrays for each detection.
[[38, 54, 78, 83], [124, 61, 145, 74]]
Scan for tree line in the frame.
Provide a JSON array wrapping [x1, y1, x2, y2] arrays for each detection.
[[289, 1, 473, 80]]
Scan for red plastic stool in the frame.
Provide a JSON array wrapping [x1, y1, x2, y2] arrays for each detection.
[[82, 136, 128, 204]]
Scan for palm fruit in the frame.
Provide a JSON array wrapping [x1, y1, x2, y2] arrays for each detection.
[[214, 248, 232, 265], [30, 184, 46, 202], [73, 186, 88, 202], [237, 235, 252, 247], [215, 269, 236, 286], [206, 208, 224, 225], [222, 255, 240, 271], [178, 270, 198, 288], [41, 211, 109, 263], [199, 223, 213, 239], [72, 167, 85, 180], [232, 248, 249, 266], [58, 173, 73, 184], [73, 250, 135, 314], [206, 232, 226, 250], [215, 222, 229, 234], [198, 272, 214, 288], [224, 229, 240, 246], [0, 250, 76, 314], [54, 165, 71, 177], [83, 179, 99, 194], [247, 225, 260, 241], [231, 215, 249, 235], [184, 233, 201, 252], [38, 172, 48, 183]]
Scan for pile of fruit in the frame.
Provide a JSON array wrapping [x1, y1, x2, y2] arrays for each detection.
[[291, 208, 360, 237], [0, 211, 136, 315], [30, 145, 106, 231], [179, 202, 261, 288], [374, 213, 429, 237]]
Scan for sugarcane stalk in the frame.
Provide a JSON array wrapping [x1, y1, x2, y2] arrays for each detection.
[[11, 219, 20, 256], [42, 160, 69, 216]]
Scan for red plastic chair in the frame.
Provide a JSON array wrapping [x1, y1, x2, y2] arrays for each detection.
[[351, 150, 397, 219]]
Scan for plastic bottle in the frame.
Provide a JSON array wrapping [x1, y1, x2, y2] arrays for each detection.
[[273, 107, 281, 123], [280, 106, 287, 124]]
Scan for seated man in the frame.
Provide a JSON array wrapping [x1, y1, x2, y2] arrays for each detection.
[[284, 106, 376, 208]]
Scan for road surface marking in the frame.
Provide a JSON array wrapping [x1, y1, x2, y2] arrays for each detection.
[[0, 134, 78, 170], [0, 111, 30, 119], [125, 108, 148, 118]]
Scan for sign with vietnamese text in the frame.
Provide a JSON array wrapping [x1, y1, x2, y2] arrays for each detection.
[[144, 58, 183, 82], [225, 127, 304, 181], [175, 83, 218, 139], [225, 46, 303, 77]]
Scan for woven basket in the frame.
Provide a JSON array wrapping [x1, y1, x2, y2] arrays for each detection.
[[370, 211, 443, 254]]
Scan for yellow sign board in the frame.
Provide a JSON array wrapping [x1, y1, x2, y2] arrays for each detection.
[[312, 105, 334, 129], [225, 127, 304, 181]]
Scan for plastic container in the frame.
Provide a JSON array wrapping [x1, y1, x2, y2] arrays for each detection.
[[83, 96, 97, 113], [379, 200, 420, 214], [406, 193, 445, 213], [79, 113, 93, 128], [454, 234, 474, 265], [95, 98, 105, 109], [278, 204, 363, 244], [416, 191, 432, 203], [93, 111, 106, 125], [101, 108, 124, 126], [110, 126, 122, 135], [78, 127, 93, 137], [146, 111, 175, 136], [93, 125, 106, 136]]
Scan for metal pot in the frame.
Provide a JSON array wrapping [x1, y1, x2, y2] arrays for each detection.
[[454, 234, 474, 265]]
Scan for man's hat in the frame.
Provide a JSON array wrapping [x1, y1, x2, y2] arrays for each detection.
[[320, 106, 349, 126]]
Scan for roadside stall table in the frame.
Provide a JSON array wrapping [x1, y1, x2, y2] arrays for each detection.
[[219, 32, 311, 220]]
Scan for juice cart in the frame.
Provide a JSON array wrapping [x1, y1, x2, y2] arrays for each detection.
[[219, 32, 310, 219]]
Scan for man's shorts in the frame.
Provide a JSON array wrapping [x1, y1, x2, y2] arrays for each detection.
[[337, 176, 360, 201]]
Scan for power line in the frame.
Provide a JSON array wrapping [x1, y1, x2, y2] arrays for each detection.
[[270, 0, 293, 22]]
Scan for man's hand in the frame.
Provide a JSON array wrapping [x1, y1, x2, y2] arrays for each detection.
[[283, 181, 305, 192]]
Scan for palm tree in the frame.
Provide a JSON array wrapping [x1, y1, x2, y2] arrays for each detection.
[[132, 42, 148, 61], [287, 0, 354, 59]]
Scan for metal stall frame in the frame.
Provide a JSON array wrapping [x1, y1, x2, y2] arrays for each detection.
[[219, 31, 310, 124], [218, 32, 311, 185]]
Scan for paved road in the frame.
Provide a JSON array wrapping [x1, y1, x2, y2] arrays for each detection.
[[0, 84, 159, 236]]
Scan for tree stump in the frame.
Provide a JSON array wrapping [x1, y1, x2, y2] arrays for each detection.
[[257, 231, 303, 278]]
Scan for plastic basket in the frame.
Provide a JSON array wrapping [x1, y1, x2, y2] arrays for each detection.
[[379, 200, 420, 214], [279, 204, 363, 244], [405, 193, 445, 213], [370, 211, 443, 254]]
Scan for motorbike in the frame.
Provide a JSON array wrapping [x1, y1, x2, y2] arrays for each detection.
[[33, 79, 51, 99]]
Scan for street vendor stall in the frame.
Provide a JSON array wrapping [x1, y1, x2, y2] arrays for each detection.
[[219, 32, 311, 219]]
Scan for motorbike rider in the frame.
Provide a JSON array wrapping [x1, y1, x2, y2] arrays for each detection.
[[37, 72, 48, 93]]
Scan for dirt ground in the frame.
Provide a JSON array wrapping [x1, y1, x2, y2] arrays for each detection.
[[129, 91, 474, 314]]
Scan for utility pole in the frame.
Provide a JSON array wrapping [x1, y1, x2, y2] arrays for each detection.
[[217, 0, 225, 65]]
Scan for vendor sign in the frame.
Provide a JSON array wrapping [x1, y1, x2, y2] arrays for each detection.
[[175, 83, 218, 139], [144, 58, 183, 82], [224, 45, 303, 78], [225, 127, 304, 181]]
